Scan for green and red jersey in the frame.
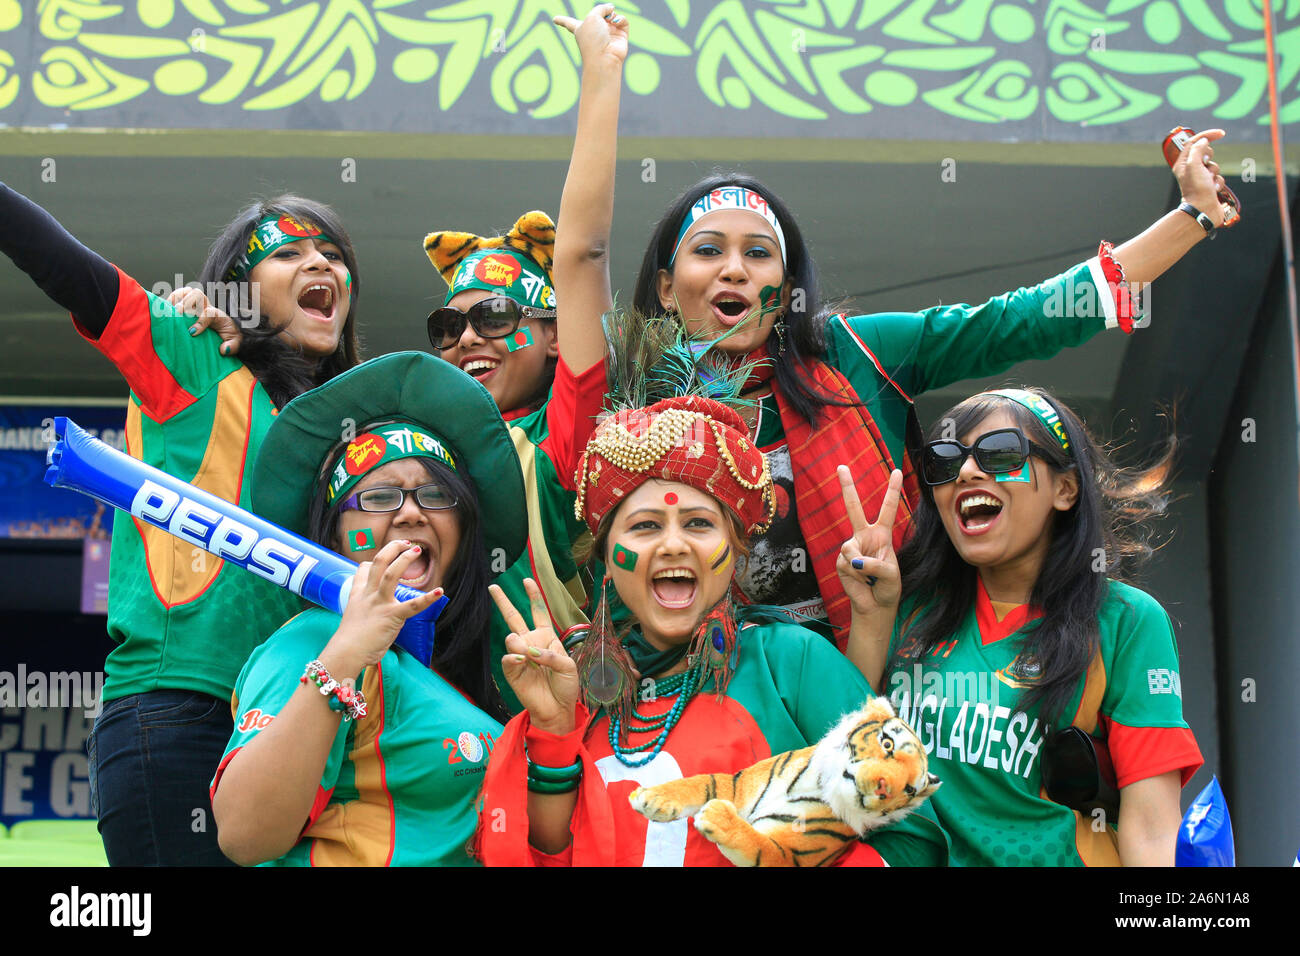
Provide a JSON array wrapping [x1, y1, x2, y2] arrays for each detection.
[[491, 356, 605, 713], [478, 620, 949, 867], [78, 270, 302, 703], [212, 608, 503, 866], [885, 578, 1202, 866], [738, 257, 1127, 641]]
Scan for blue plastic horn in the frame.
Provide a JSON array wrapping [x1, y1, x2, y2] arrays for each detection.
[[43, 417, 447, 666]]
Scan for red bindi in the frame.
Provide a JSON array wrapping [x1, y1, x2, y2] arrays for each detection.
[[664, 492, 678, 505]]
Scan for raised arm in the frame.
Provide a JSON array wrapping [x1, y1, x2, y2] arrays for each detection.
[[0, 181, 120, 338], [551, 4, 627, 375]]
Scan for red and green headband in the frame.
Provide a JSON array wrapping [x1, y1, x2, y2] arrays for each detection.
[[326, 422, 457, 505], [446, 248, 555, 310], [985, 389, 1071, 453], [227, 214, 342, 280]]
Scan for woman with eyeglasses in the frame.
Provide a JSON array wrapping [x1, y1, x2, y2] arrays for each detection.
[[844, 387, 1202, 866], [561, 6, 1235, 656], [0, 179, 363, 866], [210, 352, 527, 866]]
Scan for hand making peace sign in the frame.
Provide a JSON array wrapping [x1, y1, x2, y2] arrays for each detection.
[[835, 466, 904, 615], [489, 578, 580, 735]]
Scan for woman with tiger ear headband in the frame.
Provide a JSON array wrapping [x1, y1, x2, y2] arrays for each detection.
[[422, 212, 608, 715], [475, 391, 948, 866], [851, 387, 1202, 866], [559, 5, 1234, 658]]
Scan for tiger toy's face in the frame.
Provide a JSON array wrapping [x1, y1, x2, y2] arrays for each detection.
[[813, 697, 940, 836]]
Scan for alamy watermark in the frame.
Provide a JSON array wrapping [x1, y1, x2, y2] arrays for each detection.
[[0, 666, 104, 718]]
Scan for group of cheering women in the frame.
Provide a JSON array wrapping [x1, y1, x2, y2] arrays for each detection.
[[2, 5, 1218, 867]]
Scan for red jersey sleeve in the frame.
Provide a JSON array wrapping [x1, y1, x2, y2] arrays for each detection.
[[78, 266, 198, 421], [1100, 714, 1203, 789], [539, 355, 607, 489]]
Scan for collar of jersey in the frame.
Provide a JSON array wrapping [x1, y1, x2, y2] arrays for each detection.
[[974, 576, 1044, 645]]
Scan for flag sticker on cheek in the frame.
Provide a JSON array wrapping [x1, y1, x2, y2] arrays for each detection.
[[995, 462, 1031, 483], [611, 543, 638, 571], [349, 528, 376, 552], [506, 326, 534, 352], [709, 541, 731, 574]]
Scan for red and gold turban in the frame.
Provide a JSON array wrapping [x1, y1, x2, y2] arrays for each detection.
[[574, 395, 775, 536]]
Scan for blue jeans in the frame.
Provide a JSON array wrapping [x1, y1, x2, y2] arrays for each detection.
[[88, 690, 237, 866]]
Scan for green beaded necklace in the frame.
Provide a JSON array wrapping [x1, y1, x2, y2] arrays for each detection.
[[608, 657, 707, 768]]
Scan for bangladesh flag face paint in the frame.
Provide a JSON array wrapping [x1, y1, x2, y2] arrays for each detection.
[[611, 543, 638, 571], [506, 326, 534, 352], [349, 528, 376, 552], [995, 462, 1031, 484]]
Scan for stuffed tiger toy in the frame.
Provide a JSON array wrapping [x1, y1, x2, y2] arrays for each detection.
[[628, 697, 939, 867]]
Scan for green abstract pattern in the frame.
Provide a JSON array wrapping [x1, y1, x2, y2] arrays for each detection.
[[0, 1, 1295, 129]]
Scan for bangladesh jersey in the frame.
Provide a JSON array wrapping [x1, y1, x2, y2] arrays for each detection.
[[490, 356, 605, 713], [80, 270, 303, 703], [885, 578, 1203, 867], [212, 608, 503, 867], [733, 258, 1124, 638], [478, 620, 949, 867]]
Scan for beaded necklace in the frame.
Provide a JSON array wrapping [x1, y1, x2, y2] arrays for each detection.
[[607, 656, 707, 769]]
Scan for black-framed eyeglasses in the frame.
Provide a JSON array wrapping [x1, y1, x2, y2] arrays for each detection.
[[921, 427, 1057, 486], [426, 296, 556, 350], [338, 483, 457, 513]]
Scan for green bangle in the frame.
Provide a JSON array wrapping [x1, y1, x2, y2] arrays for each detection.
[[525, 758, 583, 783], [526, 776, 581, 795]]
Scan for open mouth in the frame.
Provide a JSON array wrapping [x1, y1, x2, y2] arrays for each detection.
[[398, 545, 432, 587], [297, 283, 335, 321], [651, 568, 697, 609], [956, 491, 1004, 534], [710, 294, 751, 324], [461, 358, 501, 380]]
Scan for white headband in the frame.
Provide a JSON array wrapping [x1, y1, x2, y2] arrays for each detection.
[[669, 186, 787, 267]]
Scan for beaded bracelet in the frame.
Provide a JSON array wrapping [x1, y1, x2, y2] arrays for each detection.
[[301, 660, 367, 721]]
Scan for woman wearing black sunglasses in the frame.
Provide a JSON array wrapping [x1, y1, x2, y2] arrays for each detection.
[[420, 207, 609, 715], [843, 387, 1202, 866], [559, 6, 1234, 660]]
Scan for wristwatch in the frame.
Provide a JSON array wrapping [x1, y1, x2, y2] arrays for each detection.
[[1178, 201, 1216, 238]]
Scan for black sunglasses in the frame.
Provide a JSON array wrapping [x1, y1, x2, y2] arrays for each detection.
[[426, 296, 556, 350], [1042, 726, 1120, 822], [921, 427, 1057, 486]]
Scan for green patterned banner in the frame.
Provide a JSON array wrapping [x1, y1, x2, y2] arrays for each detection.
[[0, 1, 1294, 139]]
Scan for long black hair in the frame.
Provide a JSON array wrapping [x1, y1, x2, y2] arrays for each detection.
[[306, 455, 507, 723], [198, 195, 362, 409], [890, 388, 1176, 728], [631, 172, 848, 427]]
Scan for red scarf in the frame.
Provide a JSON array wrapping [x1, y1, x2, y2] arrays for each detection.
[[476, 707, 617, 866], [772, 358, 921, 650]]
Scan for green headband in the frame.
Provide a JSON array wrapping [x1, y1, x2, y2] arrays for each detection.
[[446, 248, 555, 309], [227, 213, 342, 280], [326, 422, 457, 505], [985, 389, 1071, 453]]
